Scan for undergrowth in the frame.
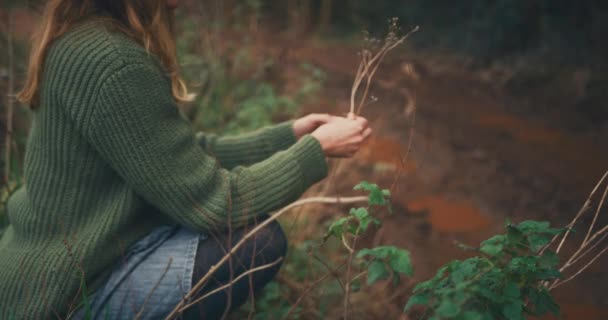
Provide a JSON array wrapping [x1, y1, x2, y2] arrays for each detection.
[[237, 182, 566, 320]]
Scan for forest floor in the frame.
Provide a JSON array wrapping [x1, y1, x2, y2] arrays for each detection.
[[273, 38, 608, 319]]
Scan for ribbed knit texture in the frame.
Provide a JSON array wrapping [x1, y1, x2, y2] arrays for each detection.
[[0, 20, 328, 319]]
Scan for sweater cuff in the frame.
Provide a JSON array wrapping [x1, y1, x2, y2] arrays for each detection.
[[289, 134, 328, 188], [265, 121, 298, 151]]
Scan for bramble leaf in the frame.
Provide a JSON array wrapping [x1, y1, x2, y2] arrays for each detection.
[[404, 220, 564, 319], [436, 300, 459, 317], [527, 234, 550, 252], [480, 235, 506, 256], [349, 207, 380, 232], [325, 217, 351, 240], [404, 292, 431, 312], [502, 301, 523, 320], [367, 260, 389, 285], [389, 249, 413, 276], [354, 181, 390, 206]]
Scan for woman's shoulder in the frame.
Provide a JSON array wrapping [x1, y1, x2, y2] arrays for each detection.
[[47, 19, 160, 80]]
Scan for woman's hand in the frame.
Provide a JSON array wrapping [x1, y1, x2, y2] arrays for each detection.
[[311, 113, 372, 158], [293, 113, 341, 139]]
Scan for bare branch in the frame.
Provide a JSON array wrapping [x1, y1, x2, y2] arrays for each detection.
[[165, 196, 369, 319], [179, 257, 284, 312]]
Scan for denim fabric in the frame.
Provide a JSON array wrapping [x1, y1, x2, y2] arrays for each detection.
[[75, 226, 206, 320]]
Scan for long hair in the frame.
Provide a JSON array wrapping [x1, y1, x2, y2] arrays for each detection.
[[17, 0, 192, 108]]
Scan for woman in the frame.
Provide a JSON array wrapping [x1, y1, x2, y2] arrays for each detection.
[[0, 0, 371, 319]]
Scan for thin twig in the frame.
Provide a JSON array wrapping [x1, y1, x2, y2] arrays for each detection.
[[281, 262, 347, 320], [569, 232, 608, 266], [343, 233, 359, 320], [553, 171, 608, 254], [4, 10, 15, 187], [558, 175, 608, 270], [582, 180, 608, 246], [179, 257, 283, 311], [350, 25, 419, 116], [341, 235, 354, 253], [551, 245, 608, 290], [165, 196, 369, 319], [544, 170, 608, 290], [312, 254, 346, 292], [134, 258, 173, 320]]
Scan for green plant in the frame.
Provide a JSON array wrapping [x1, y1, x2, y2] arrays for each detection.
[[405, 220, 567, 320], [324, 181, 412, 318], [325, 182, 411, 284]]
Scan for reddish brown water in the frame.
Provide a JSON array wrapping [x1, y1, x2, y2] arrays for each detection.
[[407, 196, 492, 233]]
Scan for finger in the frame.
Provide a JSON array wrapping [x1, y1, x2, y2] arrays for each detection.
[[354, 116, 369, 128], [312, 113, 332, 124], [362, 127, 373, 139]]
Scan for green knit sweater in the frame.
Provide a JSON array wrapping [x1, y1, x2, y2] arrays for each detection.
[[0, 20, 328, 319]]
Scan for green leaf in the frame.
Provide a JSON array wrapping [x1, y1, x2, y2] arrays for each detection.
[[517, 220, 551, 233], [527, 234, 551, 252], [461, 311, 483, 320], [528, 288, 560, 316], [325, 217, 351, 240], [437, 300, 460, 318], [404, 292, 431, 312], [506, 226, 526, 248], [349, 207, 379, 232], [502, 301, 523, 320], [354, 181, 390, 206], [538, 251, 560, 268], [367, 260, 389, 285], [502, 282, 520, 299], [388, 249, 413, 276], [516, 220, 565, 236], [480, 236, 505, 256], [357, 247, 390, 259]]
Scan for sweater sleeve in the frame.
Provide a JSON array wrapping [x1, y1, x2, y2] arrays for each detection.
[[87, 63, 328, 232], [195, 121, 298, 169]]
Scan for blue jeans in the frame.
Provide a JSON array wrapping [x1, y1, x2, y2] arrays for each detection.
[[74, 226, 201, 319], [75, 218, 287, 320]]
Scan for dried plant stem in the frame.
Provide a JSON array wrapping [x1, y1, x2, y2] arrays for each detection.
[[552, 246, 608, 290], [179, 257, 283, 311], [552, 171, 608, 254], [165, 196, 369, 319], [349, 26, 419, 116], [582, 180, 608, 245], [341, 235, 354, 253], [545, 170, 608, 290], [4, 11, 15, 187], [343, 234, 359, 320], [281, 262, 347, 320]]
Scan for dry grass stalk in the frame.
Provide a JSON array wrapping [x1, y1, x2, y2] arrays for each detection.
[[542, 170, 608, 290]]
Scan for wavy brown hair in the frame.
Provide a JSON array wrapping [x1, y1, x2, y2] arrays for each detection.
[[17, 0, 192, 108]]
